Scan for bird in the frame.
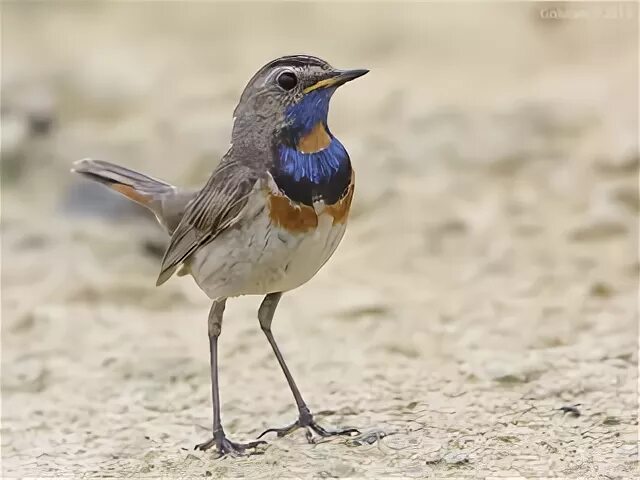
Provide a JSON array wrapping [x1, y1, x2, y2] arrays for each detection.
[[72, 54, 368, 456]]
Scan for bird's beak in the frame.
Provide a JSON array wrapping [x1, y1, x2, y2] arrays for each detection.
[[303, 68, 369, 94]]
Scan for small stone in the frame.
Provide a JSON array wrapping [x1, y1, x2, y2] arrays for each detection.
[[589, 281, 614, 298], [602, 416, 621, 425], [494, 374, 528, 384], [443, 451, 471, 465]]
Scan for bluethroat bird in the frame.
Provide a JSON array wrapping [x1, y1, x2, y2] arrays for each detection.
[[72, 55, 368, 456]]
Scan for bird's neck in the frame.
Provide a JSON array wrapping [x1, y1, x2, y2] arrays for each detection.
[[272, 118, 351, 207]]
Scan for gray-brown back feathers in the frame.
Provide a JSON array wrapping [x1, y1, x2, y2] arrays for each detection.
[[156, 155, 259, 286]]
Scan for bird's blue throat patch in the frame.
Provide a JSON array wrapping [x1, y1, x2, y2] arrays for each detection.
[[271, 89, 352, 206]]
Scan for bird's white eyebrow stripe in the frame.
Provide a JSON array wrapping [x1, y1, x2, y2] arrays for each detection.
[[264, 67, 292, 85]]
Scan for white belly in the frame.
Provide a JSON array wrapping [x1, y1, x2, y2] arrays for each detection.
[[188, 198, 347, 299]]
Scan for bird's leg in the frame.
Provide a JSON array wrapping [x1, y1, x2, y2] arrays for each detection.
[[256, 293, 359, 443], [195, 299, 266, 456]]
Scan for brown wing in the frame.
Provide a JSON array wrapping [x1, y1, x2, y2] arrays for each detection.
[[156, 158, 259, 286]]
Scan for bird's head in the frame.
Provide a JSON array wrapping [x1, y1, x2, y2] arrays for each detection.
[[232, 55, 368, 154]]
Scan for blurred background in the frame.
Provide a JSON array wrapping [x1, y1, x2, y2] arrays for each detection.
[[2, 1, 638, 477]]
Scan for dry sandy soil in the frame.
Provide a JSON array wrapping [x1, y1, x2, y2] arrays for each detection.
[[1, 2, 638, 478]]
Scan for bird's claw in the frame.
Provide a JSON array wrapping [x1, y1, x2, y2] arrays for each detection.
[[194, 432, 266, 457], [258, 414, 359, 444]]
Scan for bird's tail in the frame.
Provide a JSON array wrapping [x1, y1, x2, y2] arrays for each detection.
[[71, 158, 176, 211]]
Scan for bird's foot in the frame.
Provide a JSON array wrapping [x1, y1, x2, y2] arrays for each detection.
[[195, 428, 266, 457], [257, 407, 359, 444]]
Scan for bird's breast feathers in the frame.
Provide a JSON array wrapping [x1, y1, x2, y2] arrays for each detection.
[[188, 171, 354, 298], [266, 169, 355, 234]]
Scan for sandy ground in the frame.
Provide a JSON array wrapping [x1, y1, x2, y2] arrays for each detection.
[[1, 2, 638, 478]]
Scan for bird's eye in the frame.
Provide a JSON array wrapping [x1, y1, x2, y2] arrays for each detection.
[[277, 71, 298, 91]]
